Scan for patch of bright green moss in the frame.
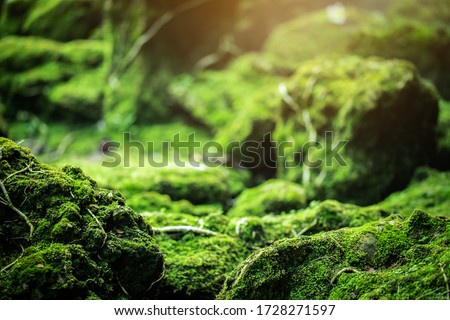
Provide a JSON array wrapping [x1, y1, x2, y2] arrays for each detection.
[[155, 233, 249, 299], [228, 179, 308, 218], [1, 0, 102, 41], [0, 36, 106, 121], [219, 210, 450, 300]]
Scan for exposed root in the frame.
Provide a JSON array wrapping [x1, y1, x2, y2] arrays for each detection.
[[153, 226, 218, 237], [146, 266, 165, 293], [0, 249, 24, 274], [440, 263, 450, 300], [0, 181, 34, 239], [331, 267, 361, 284], [298, 218, 318, 236], [87, 208, 108, 248], [116, 276, 130, 297]]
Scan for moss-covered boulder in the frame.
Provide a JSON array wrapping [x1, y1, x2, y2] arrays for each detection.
[[275, 55, 438, 204], [83, 164, 250, 211], [0, 138, 164, 299], [1, 0, 102, 42], [263, 6, 384, 73], [219, 210, 450, 299], [351, 19, 450, 99], [209, 55, 438, 205], [228, 179, 308, 218], [0, 36, 105, 121]]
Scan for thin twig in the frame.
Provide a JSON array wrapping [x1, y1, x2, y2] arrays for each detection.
[[120, 0, 213, 73], [331, 267, 360, 284], [0, 181, 34, 239], [152, 226, 217, 237], [146, 267, 165, 293], [440, 263, 450, 300], [298, 218, 318, 236], [0, 252, 24, 273], [87, 208, 108, 248]]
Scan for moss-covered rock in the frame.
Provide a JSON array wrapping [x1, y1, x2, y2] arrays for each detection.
[[351, 19, 450, 99], [263, 6, 384, 73], [219, 210, 450, 300], [0, 36, 106, 121], [228, 179, 308, 218], [1, 0, 102, 42], [83, 165, 250, 210], [275, 55, 439, 205], [377, 167, 450, 218], [0, 138, 164, 299]]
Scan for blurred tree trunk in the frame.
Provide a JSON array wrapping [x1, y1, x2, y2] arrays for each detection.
[[101, 0, 214, 131]]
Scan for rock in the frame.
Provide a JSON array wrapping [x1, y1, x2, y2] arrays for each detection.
[[0, 36, 105, 122], [210, 55, 438, 205], [263, 6, 384, 73], [351, 19, 450, 99], [276, 55, 439, 205], [0, 138, 164, 299], [218, 210, 450, 299], [1, 0, 102, 42], [227, 179, 308, 218]]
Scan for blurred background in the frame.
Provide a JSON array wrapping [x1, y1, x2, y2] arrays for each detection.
[[0, 0, 449, 209]]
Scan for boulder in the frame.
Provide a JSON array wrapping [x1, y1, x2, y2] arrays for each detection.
[[1, 0, 102, 42], [219, 210, 450, 299], [0, 36, 105, 122], [0, 138, 164, 299]]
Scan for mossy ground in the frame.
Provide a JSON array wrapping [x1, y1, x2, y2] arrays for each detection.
[[219, 210, 450, 300]]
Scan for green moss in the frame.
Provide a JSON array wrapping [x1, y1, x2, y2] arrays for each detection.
[[170, 53, 283, 133], [276, 55, 439, 205], [218, 210, 450, 300], [155, 233, 249, 299], [1, 0, 102, 42], [263, 7, 384, 72], [377, 167, 450, 218], [0, 138, 164, 299], [350, 19, 450, 99], [228, 179, 308, 218], [0, 36, 106, 121]]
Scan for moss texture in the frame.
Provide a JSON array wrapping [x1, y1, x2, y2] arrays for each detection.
[[377, 167, 450, 218], [263, 6, 384, 73], [0, 36, 105, 121], [276, 55, 438, 205], [219, 210, 450, 300], [1, 0, 102, 42], [0, 138, 164, 299], [228, 179, 308, 218]]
